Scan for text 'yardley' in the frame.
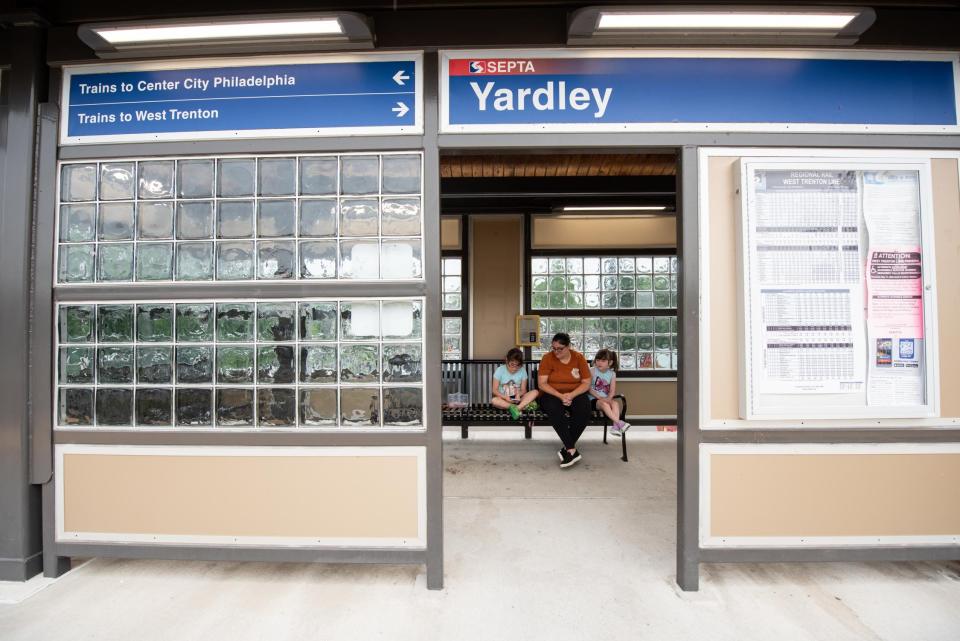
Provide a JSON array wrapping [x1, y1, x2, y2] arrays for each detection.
[[469, 81, 613, 119]]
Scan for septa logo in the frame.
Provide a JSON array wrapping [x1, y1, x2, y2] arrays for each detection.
[[469, 61, 484, 74]]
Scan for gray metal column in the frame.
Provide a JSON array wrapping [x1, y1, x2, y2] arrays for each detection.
[[0, 23, 45, 582], [676, 145, 700, 591]]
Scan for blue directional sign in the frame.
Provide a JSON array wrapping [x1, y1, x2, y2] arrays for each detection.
[[61, 54, 422, 144], [441, 51, 959, 133]]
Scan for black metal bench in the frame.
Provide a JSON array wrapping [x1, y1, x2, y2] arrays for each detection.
[[442, 358, 667, 462]]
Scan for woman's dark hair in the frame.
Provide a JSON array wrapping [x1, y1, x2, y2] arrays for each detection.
[[551, 332, 570, 347], [594, 349, 619, 372], [505, 347, 524, 364]]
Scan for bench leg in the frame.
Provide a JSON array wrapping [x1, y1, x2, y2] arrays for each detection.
[[621, 430, 628, 462], [603, 420, 608, 444], [524, 421, 532, 439], [461, 424, 468, 439]]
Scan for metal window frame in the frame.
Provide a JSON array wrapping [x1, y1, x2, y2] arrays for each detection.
[[441, 214, 469, 360]]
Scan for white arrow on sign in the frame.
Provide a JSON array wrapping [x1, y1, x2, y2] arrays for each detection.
[[393, 70, 410, 86], [392, 102, 410, 118]]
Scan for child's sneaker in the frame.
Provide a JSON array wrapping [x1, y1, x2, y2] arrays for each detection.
[[610, 420, 626, 437], [525, 401, 539, 412], [508, 404, 522, 420]]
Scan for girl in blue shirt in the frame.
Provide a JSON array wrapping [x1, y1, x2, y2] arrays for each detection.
[[590, 349, 631, 436], [491, 347, 540, 420]]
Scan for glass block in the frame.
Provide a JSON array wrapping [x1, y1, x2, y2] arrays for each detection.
[[299, 389, 337, 426], [584, 335, 601, 353], [443, 316, 462, 333], [138, 202, 174, 239], [59, 388, 93, 426], [136, 389, 172, 426], [531, 276, 548, 292], [619, 292, 636, 308], [299, 199, 337, 237], [637, 335, 653, 351], [217, 389, 254, 426], [531, 258, 548, 275], [258, 199, 296, 237], [655, 352, 673, 369], [176, 389, 212, 426], [444, 293, 463, 311], [620, 353, 636, 370], [137, 346, 173, 384], [442, 336, 461, 358], [636, 275, 653, 291], [299, 157, 338, 195], [341, 156, 379, 195], [258, 389, 296, 426], [339, 240, 379, 279], [636, 292, 654, 308], [177, 201, 214, 239], [584, 275, 601, 291], [176, 346, 213, 384], [619, 276, 635, 290], [655, 317, 672, 334], [443, 258, 462, 276], [98, 305, 134, 342], [584, 293, 601, 309], [177, 159, 215, 198], [671, 274, 678, 291], [300, 241, 337, 279], [619, 317, 637, 334], [97, 243, 134, 281], [382, 154, 420, 193], [549, 258, 565, 274], [600, 318, 617, 334], [340, 198, 379, 236], [654, 275, 670, 291], [548, 276, 565, 292], [340, 301, 379, 340], [218, 159, 255, 197], [548, 292, 565, 309], [654, 257, 671, 274], [61, 164, 97, 202], [443, 276, 461, 293], [601, 335, 617, 350], [257, 345, 295, 384], [567, 276, 583, 292], [585, 318, 603, 334], [383, 344, 422, 383], [672, 292, 678, 307], [340, 344, 379, 382], [257, 240, 295, 279], [618, 257, 636, 273], [176, 303, 214, 342], [217, 201, 254, 238], [671, 317, 679, 333], [637, 352, 653, 369], [382, 198, 421, 236], [217, 346, 254, 384], [381, 240, 422, 279], [549, 318, 565, 335], [137, 304, 173, 342], [620, 335, 638, 351], [59, 347, 93, 384], [300, 302, 338, 341], [654, 292, 671, 308], [217, 241, 255, 280], [637, 317, 655, 334], [565, 293, 583, 308], [258, 302, 296, 341], [671, 256, 679, 273], [136, 243, 173, 281], [138, 161, 175, 199], [340, 387, 379, 426], [383, 388, 422, 426], [176, 242, 214, 281], [98, 203, 135, 241], [99, 163, 135, 200], [60, 205, 96, 242], [258, 157, 296, 196], [601, 257, 618, 274], [217, 304, 255, 341], [300, 345, 337, 383], [569, 335, 583, 351], [673, 334, 680, 350], [566, 257, 583, 274], [96, 388, 133, 426], [385, 300, 422, 339], [59, 305, 95, 343], [600, 293, 618, 308], [581, 257, 599, 274], [566, 317, 583, 334], [602, 275, 618, 291], [636, 257, 653, 273]]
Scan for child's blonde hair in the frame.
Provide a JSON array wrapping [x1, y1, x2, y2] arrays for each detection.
[[594, 349, 619, 372]]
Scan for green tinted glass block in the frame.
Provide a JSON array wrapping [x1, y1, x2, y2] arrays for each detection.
[[176, 346, 213, 383], [257, 345, 296, 384], [567, 276, 583, 292], [136, 304, 173, 342], [299, 302, 337, 341], [548, 292, 565, 309], [58, 244, 96, 283], [618, 292, 636, 308], [258, 302, 296, 342], [601, 293, 618, 309], [635, 275, 653, 290], [137, 346, 172, 384], [619, 276, 635, 290], [548, 318, 565, 335], [136, 243, 173, 281], [339, 344, 379, 383], [176, 304, 214, 342], [97, 243, 134, 281], [635, 292, 654, 308], [299, 345, 337, 383], [59, 347, 93, 384], [584, 318, 603, 334], [619, 335, 637, 351], [97, 305, 134, 342], [217, 346, 254, 384], [548, 276, 566, 292], [602, 275, 618, 291], [216, 303, 254, 342], [532, 293, 549, 309], [655, 317, 672, 334], [637, 317, 654, 334], [602, 318, 618, 334], [531, 276, 548, 292], [654, 292, 671, 308], [59, 305, 95, 343], [175, 242, 214, 281], [566, 317, 583, 334], [619, 317, 637, 334], [97, 346, 134, 383], [565, 293, 583, 309], [637, 334, 654, 351], [653, 275, 670, 291]]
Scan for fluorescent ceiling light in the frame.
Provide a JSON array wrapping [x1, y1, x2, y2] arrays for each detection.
[[96, 18, 343, 44], [597, 12, 856, 31], [562, 205, 667, 212]]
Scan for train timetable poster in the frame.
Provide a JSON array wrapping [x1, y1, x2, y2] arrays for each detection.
[[738, 159, 937, 419]]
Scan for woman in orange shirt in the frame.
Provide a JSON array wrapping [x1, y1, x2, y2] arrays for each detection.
[[537, 332, 592, 468]]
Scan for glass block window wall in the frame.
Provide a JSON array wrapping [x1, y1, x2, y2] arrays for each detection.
[[530, 255, 677, 310], [56, 298, 424, 429], [441, 257, 464, 360], [532, 316, 678, 371], [57, 153, 423, 283]]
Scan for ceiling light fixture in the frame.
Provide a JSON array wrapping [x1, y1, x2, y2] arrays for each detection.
[[562, 205, 668, 212]]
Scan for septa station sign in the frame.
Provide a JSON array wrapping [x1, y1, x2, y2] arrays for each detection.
[[441, 50, 959, 134]]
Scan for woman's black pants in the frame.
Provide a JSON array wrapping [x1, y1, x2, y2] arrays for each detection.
[[540, 393, 591, 450]]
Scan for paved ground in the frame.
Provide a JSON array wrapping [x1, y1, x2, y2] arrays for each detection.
[[1, 430, 959, 640]]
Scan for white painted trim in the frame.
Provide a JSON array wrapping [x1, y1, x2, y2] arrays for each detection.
[[61, 52, 424, 145], [55, 443, 427, 548], [699, 442, 960, 548], [439, 48, 960, 135]]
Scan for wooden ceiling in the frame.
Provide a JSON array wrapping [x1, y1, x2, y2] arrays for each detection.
[[440, 154, 676, 179]]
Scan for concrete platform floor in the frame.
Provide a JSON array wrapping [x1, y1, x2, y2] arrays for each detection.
[[2, 430, 959, 641]]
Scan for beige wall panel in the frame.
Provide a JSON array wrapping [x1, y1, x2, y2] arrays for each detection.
[[62, 452, 420, 539], [532, 216, 676, 249], [441, 217, 462, 250], [471, 216, 522, 358], [707, 156, 741, 421], [619, 381, 678, 415], [710, 452, 960, 537], [932, 159, 960, 417]]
